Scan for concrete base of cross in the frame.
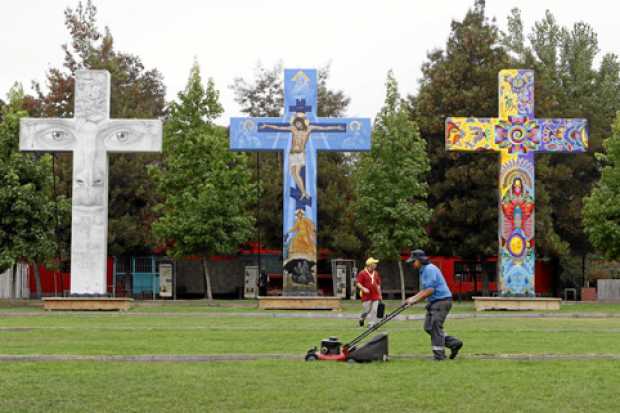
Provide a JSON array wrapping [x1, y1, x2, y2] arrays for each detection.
[[258, 296, 341, 311], [42, 297, 134, 312], [473, 296, 561, 311]]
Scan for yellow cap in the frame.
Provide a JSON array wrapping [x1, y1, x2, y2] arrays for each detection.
[[366, 257, 379, 266]]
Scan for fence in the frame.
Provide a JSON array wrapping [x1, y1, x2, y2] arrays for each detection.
[[113, 256, 160, 298], [597, 279, 620, 301], [0, 264, 30, 298]]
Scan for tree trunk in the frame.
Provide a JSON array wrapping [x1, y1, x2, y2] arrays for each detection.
[[10, 263, 16, 299], [32, 262, 42, 298], [398, 260, 406, 302], [582, 253, 588, 288], [201, 256, 213, 301]]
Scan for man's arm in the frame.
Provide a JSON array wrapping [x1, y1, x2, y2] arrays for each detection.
[[260, 124, 290, 131], [310, 125, 345, 132], [405, 288, 434, 306], [356, 281, 370, 294]]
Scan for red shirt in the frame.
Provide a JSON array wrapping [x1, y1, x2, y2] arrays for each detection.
[[356, 269, 382, 301]]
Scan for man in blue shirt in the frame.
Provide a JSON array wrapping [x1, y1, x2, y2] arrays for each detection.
[[405, 249, 463, 361]]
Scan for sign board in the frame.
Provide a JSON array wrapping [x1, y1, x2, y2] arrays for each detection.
[[159, 263, 173, 298], [334, 265, 347, 298], [244, 266, 259, 299]]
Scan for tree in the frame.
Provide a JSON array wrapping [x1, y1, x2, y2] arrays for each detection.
[[230, 63, 363, 257], [355, 72, 431, 299], [0, 85, 69, 297], [503, 8, 620, 278], [151, 62, 255, 300], [583, 113, 620, 260], [408, 0, 513, 258], [32, 0, 167, 257]]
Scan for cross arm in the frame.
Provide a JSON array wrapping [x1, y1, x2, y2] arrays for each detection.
[[99, 119, 162, 153], [310, 118, 371, 152], [229, 117, 290, 151], [19, 118, 77, 152], [445, 117, 499, 152], [534, 118, 588, 153]]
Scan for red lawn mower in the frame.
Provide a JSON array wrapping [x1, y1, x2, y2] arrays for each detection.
[[304, 302, 411, 362]]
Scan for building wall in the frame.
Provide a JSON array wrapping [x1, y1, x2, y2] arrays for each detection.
[[0, 264, 30, 298]]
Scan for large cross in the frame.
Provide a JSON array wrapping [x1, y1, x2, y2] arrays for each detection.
[[446, 69, 588, 297], [230, 69, 371, 296], [20, 70, 162, 295]]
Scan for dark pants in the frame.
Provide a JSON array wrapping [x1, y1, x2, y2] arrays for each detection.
[[424, 299, 461, 359]]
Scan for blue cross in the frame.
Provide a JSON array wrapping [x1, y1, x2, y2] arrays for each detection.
[[230, 69, 371, 295]]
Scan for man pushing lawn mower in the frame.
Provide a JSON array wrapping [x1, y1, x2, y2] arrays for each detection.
[[405, 249, 463, 361], [305, 249, 462, 363]]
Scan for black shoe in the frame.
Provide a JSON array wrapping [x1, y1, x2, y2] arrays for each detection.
[[449, 342, 463, 359], [433, 356, 447, 361], [358, 319, 364, 327]]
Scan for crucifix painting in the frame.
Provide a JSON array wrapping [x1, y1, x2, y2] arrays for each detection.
[[230, 69, 371, 296]]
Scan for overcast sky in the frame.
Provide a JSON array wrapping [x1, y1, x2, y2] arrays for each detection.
[[1, 0, 618, 123]]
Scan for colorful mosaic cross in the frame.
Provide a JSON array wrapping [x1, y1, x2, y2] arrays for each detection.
[[446, 69, 588, 296]]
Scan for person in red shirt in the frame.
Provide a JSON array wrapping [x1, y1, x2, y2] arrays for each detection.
[[356, 257, 382, 328]]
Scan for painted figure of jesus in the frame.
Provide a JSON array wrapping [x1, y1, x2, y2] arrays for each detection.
[[260, 112, 344, 200]]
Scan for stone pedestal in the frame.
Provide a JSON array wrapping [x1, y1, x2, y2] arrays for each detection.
[[42, 297, 133, 311], [258, 296, 341, 310], [473, 296, 561, 311]]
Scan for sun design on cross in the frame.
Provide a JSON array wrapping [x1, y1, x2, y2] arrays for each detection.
[[495, 116, 540, 153]]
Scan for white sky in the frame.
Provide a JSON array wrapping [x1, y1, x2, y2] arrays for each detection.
[[1, 0, 618, 124]]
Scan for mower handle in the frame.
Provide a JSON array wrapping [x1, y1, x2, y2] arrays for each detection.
[[345, 302, 412, 348]]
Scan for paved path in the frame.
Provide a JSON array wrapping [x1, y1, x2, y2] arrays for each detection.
[[1, 311, 620, 320], [1, 353, 619, 362]]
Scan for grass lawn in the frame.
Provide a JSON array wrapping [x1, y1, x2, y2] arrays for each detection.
[[1, 359, 619, 413], [1, 302, 620, 412]]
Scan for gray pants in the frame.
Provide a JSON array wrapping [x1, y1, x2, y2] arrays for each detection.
[[424, 299, 461, 359], [360, 300, 379, 327]]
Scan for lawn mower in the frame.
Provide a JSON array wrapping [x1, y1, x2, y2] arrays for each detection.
[[304, 302, 411, 362]]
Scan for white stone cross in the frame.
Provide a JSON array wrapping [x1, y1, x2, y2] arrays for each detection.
[[19, 70, 162, 294]]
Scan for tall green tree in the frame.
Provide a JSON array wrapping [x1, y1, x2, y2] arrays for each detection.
[[32, 0, 167, 257], [151, 62, 255, 300], [503, 8, 620, 268], [583, 113, 620, 260], [408, 0, 513, 258], [355, 72, 431, 299], [231, 63, 363, 257], [0, 85, 70, 297]]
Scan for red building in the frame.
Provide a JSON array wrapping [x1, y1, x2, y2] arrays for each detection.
[[27, 253, 556, 298], [424, 256, 555, 297]]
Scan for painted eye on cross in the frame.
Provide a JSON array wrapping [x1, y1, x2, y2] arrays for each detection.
[[33, 126, 76, 149], [115, 130, 130, 142], [101, 128, 143, 148], [51, 130, 66, 141]]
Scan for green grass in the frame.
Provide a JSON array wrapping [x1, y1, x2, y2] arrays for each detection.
[[1, 360, 619, 412], [1, 312, 620, 356], [1, 303, 620, 412]]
